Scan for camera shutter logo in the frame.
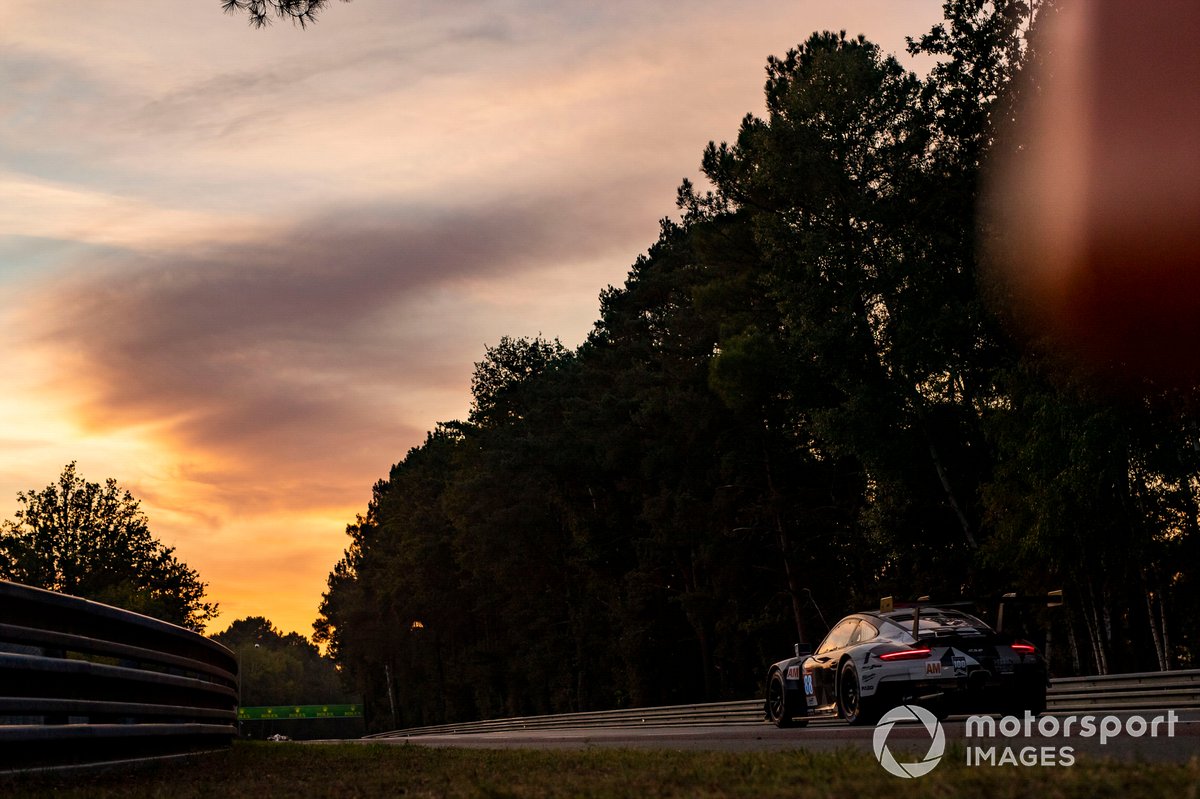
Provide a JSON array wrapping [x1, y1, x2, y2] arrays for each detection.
[[872, 705, 946, 778]]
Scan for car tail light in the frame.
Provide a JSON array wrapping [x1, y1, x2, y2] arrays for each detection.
[[878, 646, 932, 661], [1011, 641, 1037, 654]]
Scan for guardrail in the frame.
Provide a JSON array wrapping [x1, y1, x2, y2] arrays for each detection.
[[369, 669, 1200, 739], [364, 700, 760, 739], [1047, 670, 1200, 711], [0, 580, 238, 771]]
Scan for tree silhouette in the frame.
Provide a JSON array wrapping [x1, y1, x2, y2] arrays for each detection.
[[0, 463, 217, 631]]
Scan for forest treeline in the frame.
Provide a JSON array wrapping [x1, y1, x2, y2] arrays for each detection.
[[314, 1, 1200, 731], [214, 616, 351, 707]]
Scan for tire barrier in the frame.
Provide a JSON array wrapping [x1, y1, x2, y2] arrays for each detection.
[[368, 669, 1200, 739], [0, 580, 238, 771]]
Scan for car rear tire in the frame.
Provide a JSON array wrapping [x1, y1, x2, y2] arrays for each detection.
[[766, 669, 807, 728], [838, 660, 878, 726]]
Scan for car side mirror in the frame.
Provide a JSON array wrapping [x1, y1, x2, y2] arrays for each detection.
[[794, 643, 813, 658]]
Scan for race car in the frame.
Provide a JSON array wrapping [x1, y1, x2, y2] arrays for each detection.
[[764, 602, 1049, 726]]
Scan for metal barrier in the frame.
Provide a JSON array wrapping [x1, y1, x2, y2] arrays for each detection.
[[0, 580, 238, 771], [364, 700, 761, 738], [1047, 670, 1200, 711], [369, 669, 1200, 739]]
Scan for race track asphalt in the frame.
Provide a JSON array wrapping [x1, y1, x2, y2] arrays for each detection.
[[355, 709, 1200, 763]]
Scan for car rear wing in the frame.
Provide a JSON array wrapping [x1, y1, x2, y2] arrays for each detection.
[[994, 590, 1064, 633], [881, 590, 1063, 639]]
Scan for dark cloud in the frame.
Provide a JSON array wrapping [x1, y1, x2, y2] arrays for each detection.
[[23, 191, 652, 508]]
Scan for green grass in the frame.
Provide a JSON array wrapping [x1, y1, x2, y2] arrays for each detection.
[[2, 742, 1197, 798]]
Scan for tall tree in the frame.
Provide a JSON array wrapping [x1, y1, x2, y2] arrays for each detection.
[[0, 463, 217, 631], [685, 28, 996, 594]]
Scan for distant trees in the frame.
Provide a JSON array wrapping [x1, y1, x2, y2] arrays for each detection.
[[213, 616, 350, 706], [0, 462, 217, 631], [316, 0, 1199, 730]]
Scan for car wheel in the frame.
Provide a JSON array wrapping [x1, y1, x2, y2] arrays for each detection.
[[838, 660, 878, 726], [766, 670, 806, 728]]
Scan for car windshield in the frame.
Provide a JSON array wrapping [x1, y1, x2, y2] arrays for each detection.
[[884, 610, 990, 642]]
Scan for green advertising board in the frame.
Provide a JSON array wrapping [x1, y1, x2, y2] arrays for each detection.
[[238, 704, 362, 720]]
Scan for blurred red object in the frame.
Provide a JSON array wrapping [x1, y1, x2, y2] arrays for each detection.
[[984, 0, 1200, 389]]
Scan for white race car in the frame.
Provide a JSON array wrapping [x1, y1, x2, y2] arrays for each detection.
[[764, 604, 1048, 726]]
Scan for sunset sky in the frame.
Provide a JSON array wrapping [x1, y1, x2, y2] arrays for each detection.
[[1, 0, 944, 638]]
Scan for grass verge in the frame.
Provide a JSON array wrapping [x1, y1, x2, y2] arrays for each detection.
[[2, 741, 1197, 798]]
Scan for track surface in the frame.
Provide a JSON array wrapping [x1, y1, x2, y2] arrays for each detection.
[[359, 710, 1200, 762]]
